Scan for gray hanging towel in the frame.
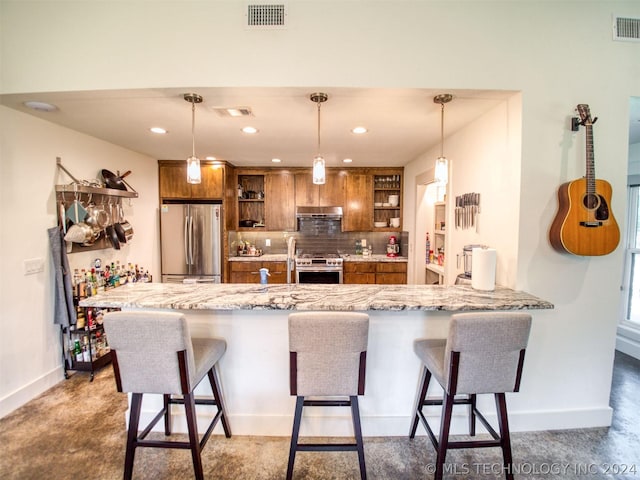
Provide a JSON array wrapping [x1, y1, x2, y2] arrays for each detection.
[[48, 226, 77, 326]]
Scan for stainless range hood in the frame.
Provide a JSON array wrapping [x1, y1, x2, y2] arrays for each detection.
[[295, 206, 343, 220]]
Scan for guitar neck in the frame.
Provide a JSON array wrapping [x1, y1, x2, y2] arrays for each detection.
[[585, 124, 595, 195]]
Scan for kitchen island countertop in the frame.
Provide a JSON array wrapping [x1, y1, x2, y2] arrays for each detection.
[[80, 282, 552, 311]]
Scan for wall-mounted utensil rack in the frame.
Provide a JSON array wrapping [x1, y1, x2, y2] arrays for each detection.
[[55, 158, 138, 252]]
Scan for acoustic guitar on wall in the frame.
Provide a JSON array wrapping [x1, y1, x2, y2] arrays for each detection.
[[549, 104, 620, 256]]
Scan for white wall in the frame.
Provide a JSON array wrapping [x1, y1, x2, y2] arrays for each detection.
[[0, 106, 159, 417], [1, 1, 639, 428], [405, 95, 522, 287]]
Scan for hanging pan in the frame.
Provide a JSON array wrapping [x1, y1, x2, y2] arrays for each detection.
[[112, 203, 127, 244], [105, 224, 121, 250], [101, 169, 131, 191]]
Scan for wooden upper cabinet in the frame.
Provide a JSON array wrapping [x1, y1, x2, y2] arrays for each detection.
[[343, 173, 373, 231], [294, 170, 345, 207], [159, 163, 191, 198], [265, 171, 295, 231], [294, 172, 316, 207], [191, 164, 224, 199], [159, 161, 224, 200], [320, 170, 345, 206]]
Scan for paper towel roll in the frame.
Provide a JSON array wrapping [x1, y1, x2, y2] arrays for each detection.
[[472, 247, 496, 291]]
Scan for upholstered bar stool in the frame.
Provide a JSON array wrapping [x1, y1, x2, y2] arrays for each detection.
[[287, 312, 370, 480], [409, 312, 532, 480], [103, 311, 232, 480]]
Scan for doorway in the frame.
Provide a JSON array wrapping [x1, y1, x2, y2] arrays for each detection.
[[618, 96, 640, 360], [414, 172, 445, 285]]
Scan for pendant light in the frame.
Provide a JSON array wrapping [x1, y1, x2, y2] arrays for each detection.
[[310, 92, 328, 185], [184, 93, 203, 184], [433, 94, 453, 185]]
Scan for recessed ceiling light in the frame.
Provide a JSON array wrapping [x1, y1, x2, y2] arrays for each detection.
[[23, 100, 58, 112], [352, 126, 368, 134], [343, 158, 353, 163], [150, 127, 167, 134], [271, 158, 282, 163], [242, 126, 258, 134]]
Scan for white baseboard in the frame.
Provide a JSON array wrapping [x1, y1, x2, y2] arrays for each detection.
[[0, 366, 64, 419], [616, 326, 640, 360], [134, 406, 613, 438]]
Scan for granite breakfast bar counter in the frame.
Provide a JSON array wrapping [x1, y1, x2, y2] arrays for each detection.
[[81, 283, 553, 437]]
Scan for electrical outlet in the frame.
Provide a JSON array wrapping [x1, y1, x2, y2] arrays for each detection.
[[265, 239, 271, 247], [24, 258, 45, 275]]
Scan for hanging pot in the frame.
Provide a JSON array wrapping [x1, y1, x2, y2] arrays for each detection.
[[85, 202, 111, 229], [121, 221, 134, 242], [101, 169, 131, 191]]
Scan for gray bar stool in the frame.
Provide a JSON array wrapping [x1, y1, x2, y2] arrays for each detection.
[[103, 311, 231, 480], [287, 312, 370, 480], [409, 312, 532, 480]]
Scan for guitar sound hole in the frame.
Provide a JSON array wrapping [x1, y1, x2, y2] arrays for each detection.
[[583, 193, 600, 210]]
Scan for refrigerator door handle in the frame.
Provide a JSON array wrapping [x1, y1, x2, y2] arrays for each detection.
[[188, 215, 194, 265], [184, 215, 190, 266]]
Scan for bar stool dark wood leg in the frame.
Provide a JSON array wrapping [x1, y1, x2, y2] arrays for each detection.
[[208, 367, 232, 438], [286, 396, 305, 480], [184, 392, 204, 480], [409, 366, 431, 438], [350, 396, 367, 480], [495, 393, 514, 480], [163, 394, 172, 435], [435, 392, 455, 480], [124, 393, 143, 480], [469, 393, 477, 436]]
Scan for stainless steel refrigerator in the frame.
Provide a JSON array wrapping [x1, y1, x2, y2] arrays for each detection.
[[160, 202, 222, 283]]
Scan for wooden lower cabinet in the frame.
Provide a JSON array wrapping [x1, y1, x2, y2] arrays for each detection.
[[344, 262, 376, 284], [375, 262, 407, 285], [229, 261, 288, 283], [344, 261, 407, 285]]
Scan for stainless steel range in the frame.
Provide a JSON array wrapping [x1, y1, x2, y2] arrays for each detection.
[[295, 253, 343, 284]]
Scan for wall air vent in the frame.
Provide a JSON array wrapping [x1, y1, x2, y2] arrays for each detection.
[[613, 15, 640, 42], [246, 3, 287, 29]]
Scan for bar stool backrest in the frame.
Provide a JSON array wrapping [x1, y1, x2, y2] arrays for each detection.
[[289, 312, 369, 397], [104, 311, 196, 395], [445, 312, 532, 395]]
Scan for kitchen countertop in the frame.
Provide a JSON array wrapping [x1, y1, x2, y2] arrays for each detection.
[[228, 254, 407, 262], [229, 254, 287, 262], [341, 254, 407, 262], [80, 282, 552, 311]]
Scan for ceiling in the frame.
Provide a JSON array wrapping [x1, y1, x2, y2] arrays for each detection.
[[1, 87, 517, 168], [1, 87, 638, 168]]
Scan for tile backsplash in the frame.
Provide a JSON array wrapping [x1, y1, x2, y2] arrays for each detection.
[[230, 221, 407, 257]]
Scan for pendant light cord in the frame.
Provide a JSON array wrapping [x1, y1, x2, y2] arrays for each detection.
[[440, 102, 445, 158], [191, 100, 196, 158], [317, 102, 321, 154]]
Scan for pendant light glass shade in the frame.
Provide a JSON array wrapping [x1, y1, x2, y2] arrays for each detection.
[[434, 156, 448, 185], [433, 94, 452, 185], [187, 155, 201, 184], [310, 93, 328, 185], [184, 93, 203, 184], [313, 156, 326, 184]]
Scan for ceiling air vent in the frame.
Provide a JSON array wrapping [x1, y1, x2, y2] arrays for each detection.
[[212, 106, 254, 117], [246, 3, 287, 29], [613, 15, 640, 42]]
